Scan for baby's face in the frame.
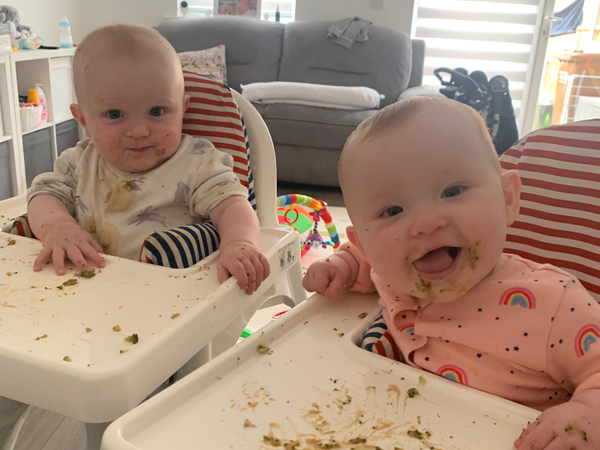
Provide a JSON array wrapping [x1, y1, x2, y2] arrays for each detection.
[[72, 53, 188, 173], [344, 106, 520, 302]]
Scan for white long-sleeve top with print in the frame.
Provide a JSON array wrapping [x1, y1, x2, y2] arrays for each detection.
[[27, 134, 248, 260]]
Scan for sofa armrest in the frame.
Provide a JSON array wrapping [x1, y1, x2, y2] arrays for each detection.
[[407, 39, 426, 89]]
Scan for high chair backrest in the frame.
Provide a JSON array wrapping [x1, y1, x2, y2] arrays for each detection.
[[230, 90, 278, 228], [181, 72, 277, 228], [500, 119, 600, 302]]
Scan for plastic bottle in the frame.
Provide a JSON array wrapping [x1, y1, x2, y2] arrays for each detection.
[[29, 84, 47, 125], [275, 5, 280, 22], [59, 15, 73, 48]]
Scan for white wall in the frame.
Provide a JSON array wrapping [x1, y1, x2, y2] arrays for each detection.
[[12, 0, 177, 47], [10, 0, 82, 46], [80, 0, 177, 37], [295, 0, 414, 35]]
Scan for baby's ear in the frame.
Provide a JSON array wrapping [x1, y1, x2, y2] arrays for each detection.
[[347, 225, 368, 261], [70, 104, 86, 127], [501, 169, 521, 226], [70, 104, 89, 136], [183, 94, 190, 112]]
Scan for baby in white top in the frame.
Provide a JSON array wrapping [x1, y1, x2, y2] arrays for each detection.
[[27, 23, 269, 294]]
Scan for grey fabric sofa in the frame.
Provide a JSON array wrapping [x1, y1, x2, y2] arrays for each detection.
[[157, 16, 425, 187]]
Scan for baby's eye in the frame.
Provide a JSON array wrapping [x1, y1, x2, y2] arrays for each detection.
[[149, 107, 164, 117], [382, 206, 403, 218], [442, 186, 464, 198], [106, 110, 123, 119]]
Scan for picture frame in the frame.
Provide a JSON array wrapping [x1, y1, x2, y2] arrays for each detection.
[[213, 0, 260, 17]]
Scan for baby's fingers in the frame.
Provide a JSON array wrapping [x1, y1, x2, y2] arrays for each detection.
[[65, 246, 90, 271], [89, 239, 104, 255], [240, 259, 257, 295], [33, 247, 52, 272], [259, 253, 270, 280], [324, 273, 347, 299], [80, 243, 105, 269], [515, 420, 556, 450], [250, 256, 264, 292], [51, 248, 67, 276]]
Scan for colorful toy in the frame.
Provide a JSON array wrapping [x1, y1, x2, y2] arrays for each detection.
[[277, 194, 340, 257]]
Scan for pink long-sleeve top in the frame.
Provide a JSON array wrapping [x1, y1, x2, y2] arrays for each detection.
[[344, 246, 600, 411]]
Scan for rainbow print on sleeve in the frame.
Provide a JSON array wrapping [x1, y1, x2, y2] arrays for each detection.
[[397, 323, 415, 334], [437, 364, 469, 385], [574, 324, 600, 358], [499, 287, 536, 309]]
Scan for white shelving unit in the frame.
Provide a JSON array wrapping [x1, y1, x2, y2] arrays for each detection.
[[0, 48, 81, 200]]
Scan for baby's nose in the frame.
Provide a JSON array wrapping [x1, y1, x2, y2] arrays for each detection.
[[126, 123, 151, 139], [409, 207, 448, 236]]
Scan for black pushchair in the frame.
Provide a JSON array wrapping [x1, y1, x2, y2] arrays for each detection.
[[434, 67, 519, 156]]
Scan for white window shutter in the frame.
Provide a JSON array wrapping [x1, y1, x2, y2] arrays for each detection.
[[414, 0, 546, 120]]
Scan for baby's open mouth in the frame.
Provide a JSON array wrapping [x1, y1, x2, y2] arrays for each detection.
[[413, 246, 461, 277]]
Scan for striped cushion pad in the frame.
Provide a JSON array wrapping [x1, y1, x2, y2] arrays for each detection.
[[7, 215, 35, 238], [360, 312, 404, 362], [139, 73, 256, 268], [182, 71, 256, 211], [140, 222, 220, 268], [363, 119, 600, 361], [501, 119, 600, 302]]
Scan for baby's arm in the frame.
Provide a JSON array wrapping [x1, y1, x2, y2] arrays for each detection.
[[28, 147, 105, 275], [210, 195, 270, 295], [514, 389, 600, 450], [302, 242, 375, 298], [515, 282, 600, 450], [28, 195, 105, 275]]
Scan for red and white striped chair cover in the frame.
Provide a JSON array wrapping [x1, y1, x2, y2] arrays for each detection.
[[361, 119, 600, 360], [501, 119, 600, 302]]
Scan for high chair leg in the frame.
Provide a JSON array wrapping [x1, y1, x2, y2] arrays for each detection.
[[85, 422, 110, 450]]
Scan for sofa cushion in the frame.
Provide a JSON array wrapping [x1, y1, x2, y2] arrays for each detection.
[[278, 21, 411, 108], [263, 103, 377, 151], [157, 17, 285, 92], [274, 144, 343, 187]]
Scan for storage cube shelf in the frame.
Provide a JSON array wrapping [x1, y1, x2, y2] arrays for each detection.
[[0, 48, 82, 200]]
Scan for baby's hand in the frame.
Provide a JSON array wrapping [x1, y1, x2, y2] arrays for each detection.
[[33, 222, 105, 275], [302, 254, 355, 299], [217, 241, 270, 295], [514, 398, 600, 450]]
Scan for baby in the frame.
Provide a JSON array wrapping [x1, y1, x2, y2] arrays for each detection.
[[27, 24, 269, 294], [303, 97, 600, 449]]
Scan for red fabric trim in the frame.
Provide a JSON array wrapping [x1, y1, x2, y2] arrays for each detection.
[[374, 340, 387, 358], [520, 176, 600, 199], [502, 247, 600, 296], [520, 192, 600, 216], [383, 332, 401, 362]]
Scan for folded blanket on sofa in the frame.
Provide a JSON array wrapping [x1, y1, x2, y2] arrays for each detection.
[[241, 82, 384, 110], [327, 17, 372, 49]]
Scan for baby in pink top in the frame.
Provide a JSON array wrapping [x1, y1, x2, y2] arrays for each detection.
[[303, 97, 600, 449]]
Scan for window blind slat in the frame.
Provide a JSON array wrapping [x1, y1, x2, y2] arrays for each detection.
[[416, 27, 535, 45], [423, 66, 529, 83], [418, 8, 539, 26], [426, 47, 532, 64], [451, 0, 540, 4]]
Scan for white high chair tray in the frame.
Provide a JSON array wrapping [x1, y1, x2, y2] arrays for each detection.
[[102, 292, 540, 450], [0, 227, 300, 423]]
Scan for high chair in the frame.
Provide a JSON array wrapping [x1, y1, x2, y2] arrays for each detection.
[[100, 119, 600, 450], [0, 73, 306, 439]]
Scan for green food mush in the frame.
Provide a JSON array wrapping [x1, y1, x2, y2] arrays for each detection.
[[257, 344, 272, 355], [407, 388, 419, 398], [124, 333, 139, 344], [76, 268, 96, 278]]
